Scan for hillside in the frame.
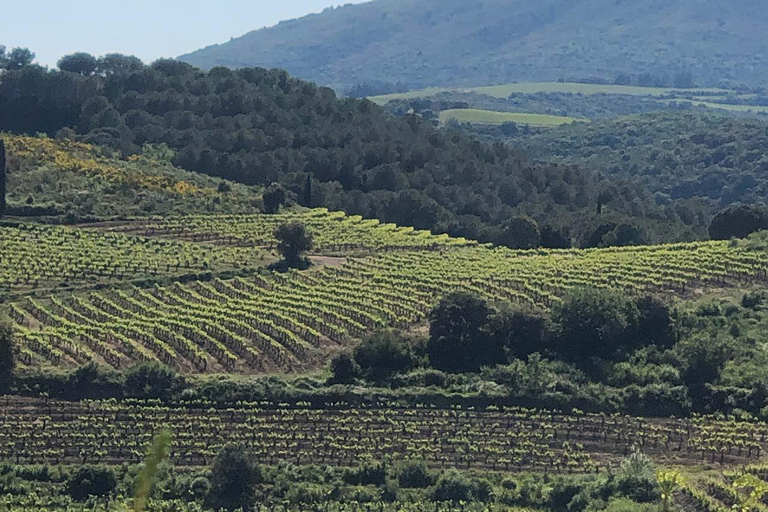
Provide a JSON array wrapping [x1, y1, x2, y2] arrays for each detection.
[[3, 135, 261, 219], [0, 61, 708, 247], [179, 0, 768, 90], [509, 112, 768, 207]]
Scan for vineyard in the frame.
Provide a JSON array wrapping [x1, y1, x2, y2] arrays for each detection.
[[5, 235, 768, 373], [0, 223, 262, 294], [0, 396, 764, 471], [88, 209, 476, 253]]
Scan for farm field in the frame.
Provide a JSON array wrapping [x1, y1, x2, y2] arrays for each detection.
[[5, 228, 767, 374], [0, 396, 763, 471], [369, 82, 732, 104], [0, 223, 263, 295], [438, 109, 585, 127]]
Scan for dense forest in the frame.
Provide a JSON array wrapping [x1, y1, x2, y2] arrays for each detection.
[[179, 0, 768, 90], [507, 112, 768, 208], [0, 55, 709, 247]]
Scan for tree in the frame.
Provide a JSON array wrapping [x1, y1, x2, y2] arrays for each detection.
[[328, 352, 360, 385], [0, 320, 14, 392], [493, 304, 552, 360], [674, 70, 695, 89], [497, 215, 541, 250], [5, 47, 35, 70], [353, 330, 416, 382], [97, 53, 145, 75], [709, 204, 768, 240], [262, 183, 288, 214], [427, 292, 504, 372], [58, 53, 98, 75], [206, 444, 261, 512], [0, 45, 6, 69], [125, 362, 183, 401], [0, 138, 6, 218], [274, 221, 313, 269], [432, 469, 494, 502], [632, 295, 677, 348], [66, 466, 118, 501], [552, 287, 637, 364]]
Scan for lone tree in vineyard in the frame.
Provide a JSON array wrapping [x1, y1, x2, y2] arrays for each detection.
[[0, 138, 6, 217], [206, 444, 262, 512], [273, 221, 313, 270]]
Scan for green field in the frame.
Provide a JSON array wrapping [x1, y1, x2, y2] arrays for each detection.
[[439, 109, 585, 127], [664, 99, 768, 114], [369, 81, 730, 104]]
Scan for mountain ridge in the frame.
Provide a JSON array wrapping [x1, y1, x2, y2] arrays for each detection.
[[179, 0, 768, 90]]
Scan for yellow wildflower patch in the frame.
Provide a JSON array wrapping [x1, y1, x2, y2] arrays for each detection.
[[5, 136, 204, 196]]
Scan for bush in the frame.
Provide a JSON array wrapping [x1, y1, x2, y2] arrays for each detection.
[[431, 469, 494, 503], [709, 204, 768, 240], [328, 353, 360, 385], [65, 466, 117, 501], [396, 460, 434, 489], [552, 287, 637, 365], [354, 331, 416, 382], [343, 461, 387, 486], [427, 292, 504, 372], [205, 444, 262, 512], [124, 362, 184, 401]]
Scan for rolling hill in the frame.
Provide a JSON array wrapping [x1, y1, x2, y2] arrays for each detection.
[[179, 0, 768, 90]]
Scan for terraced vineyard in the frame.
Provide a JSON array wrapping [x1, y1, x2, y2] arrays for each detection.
[[89, 209, 476, 253], [0, 397, 764, 471], [0, 223, 261, 294], [6, 238, 768, 373]]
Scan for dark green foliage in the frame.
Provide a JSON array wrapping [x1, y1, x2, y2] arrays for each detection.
[[178, 0, 768, 89], [0, 138, 6, 217], [65, 466, 117, 501], [427, 292, 504, 372], [492, 305, 553, 360], [518, 113, 768, 213], [0, 58, 693, 246], [58, 53, 98, 75], [497, 215, 541, 249], [124, 362, 183, 401], [552, 288, 638, 364], [206, 444, 261, 512], [1, 47, 35, 71], [396, 460, 434, 489], [431, 469, 494, 503], [343, 461, 387, 486], [709, 204, 768, 240], [0, 320, 14, 392], [65, 362, 123, 400], [262, 183, 289, 214], [274, 222, 313, 270], [633, 296, 677, 348], [328, 353, 360, 385], [354, 330, 416, 382]]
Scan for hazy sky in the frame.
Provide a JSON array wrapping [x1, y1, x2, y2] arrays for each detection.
[[1, 1, 369, 67]]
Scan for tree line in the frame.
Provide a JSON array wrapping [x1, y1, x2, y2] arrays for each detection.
[[0, 49, 706, 248]]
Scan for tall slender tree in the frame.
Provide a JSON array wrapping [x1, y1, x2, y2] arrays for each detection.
[[0, 139, 6, 217]]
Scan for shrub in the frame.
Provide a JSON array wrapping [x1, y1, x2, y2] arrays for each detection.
[[431, 469, 494, 502], [65, 466, 117, 501], [396, 460, 434, 489], [354, 331, 416, 382], [205, 444, 262, 512]]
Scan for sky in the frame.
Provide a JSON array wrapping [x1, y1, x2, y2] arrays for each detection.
[[1, 0, 370, 68]]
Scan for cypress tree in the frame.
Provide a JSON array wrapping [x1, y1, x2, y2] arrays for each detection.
[[0, 139, 6, 217]]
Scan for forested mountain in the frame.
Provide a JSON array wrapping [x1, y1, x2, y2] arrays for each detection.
[[510, 112, 768, 208], [179, 0, 768, 91], [0, 58, 708, 246]]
